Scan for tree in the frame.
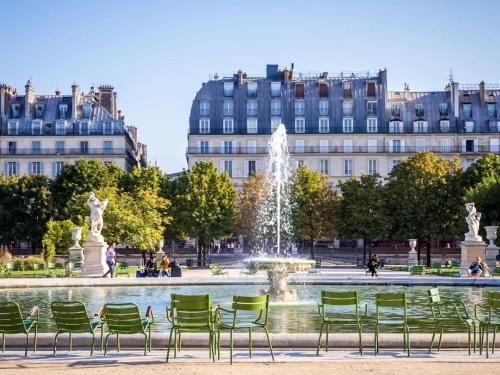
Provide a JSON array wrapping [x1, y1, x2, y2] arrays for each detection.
[[166, 162, 238, 266], [384, 152, 463, 266], [291, 166, 339, 259], [42, 219, 88, 263], [120, 166, 166, 195], [0, 176, 18, 245], [337, 175, 386, 265], [461, 153, 500, 189]]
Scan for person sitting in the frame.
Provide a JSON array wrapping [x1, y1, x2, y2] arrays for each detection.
[[159, 255, 170, 277], [468, 256, 484, 277], [169, 259, 182, 277], [146, 256, 159, 277], [367, 254, 380, 277]]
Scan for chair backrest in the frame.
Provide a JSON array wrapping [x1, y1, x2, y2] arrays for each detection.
[[487, 291, 500, 311], [103, 303, 144, 333], [320, 290, 360, 319], [170, 294, 212, 326], [376, 292, 407, 320], [232, 295, 270, 325], [0, 301, 26, 334], [51, 301, 92, 333]]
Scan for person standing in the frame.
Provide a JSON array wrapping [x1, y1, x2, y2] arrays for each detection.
[[367, 254, 380, 277], [103, 243, 116, 278]]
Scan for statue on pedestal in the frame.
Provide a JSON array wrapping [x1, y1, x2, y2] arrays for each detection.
[[87, 192, 108, 243], [464, 202, 482, 242]]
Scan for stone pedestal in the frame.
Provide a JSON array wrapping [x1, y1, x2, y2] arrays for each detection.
[[83, 241, 108, 277], [485, 246, 499, 270], [68, 245, 84, 263], [408, 250, 418, 266], [460, 241, 486, 276]]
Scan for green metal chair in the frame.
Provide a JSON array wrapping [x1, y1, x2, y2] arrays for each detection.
[[0, 302, 38, 356], [215, 294, 274, 364], [427, 287, 476, 355], [409, 265, 425, 276], [51, 301, 102, 356], [316, 290, 365, 355], [103, 303, 153, 356], [475, 291, 500, 358], [210, 263, 228, 276], [373, 292, 410, 356], [166, 294, 215, 362]]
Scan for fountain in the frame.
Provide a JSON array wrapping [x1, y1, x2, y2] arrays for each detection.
[[244, 124, 314, 300]]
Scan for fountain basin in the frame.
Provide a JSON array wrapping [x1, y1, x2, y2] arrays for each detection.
[[244, 257, 315, 272]]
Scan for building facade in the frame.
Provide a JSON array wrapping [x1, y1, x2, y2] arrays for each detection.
[[186, 64, 500, 187], [0, 81, 147, 178]]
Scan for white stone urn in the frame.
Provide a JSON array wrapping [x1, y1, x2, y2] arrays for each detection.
[[485, 226, 498, 248], [408, 239, 418, 266], [485, 226, 499, 270], [71, 227, 82, 247], [68, 227, 84, 263], [156, 239, 165, 262]]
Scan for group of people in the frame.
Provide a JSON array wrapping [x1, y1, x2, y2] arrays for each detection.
[[103, 244, 182, 278]]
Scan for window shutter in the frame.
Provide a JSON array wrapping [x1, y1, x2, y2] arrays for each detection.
[[3, 162, 7, 176], [461, 139, 466, 153], [16, 162, 20, 176], [28, 162, 33, 176], [400, 140, 406, 152], [52, 162, 57, 177], [473, 139, 479, 152], [40, 162, 44, 175]]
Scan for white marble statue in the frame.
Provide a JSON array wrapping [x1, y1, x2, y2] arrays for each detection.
[[87, 192, 108, 243], [464, 202, 482, 242]]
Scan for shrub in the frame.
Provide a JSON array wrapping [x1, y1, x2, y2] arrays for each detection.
[[24, 256, 45, 270], [12, 258, 24, 271], [42, 220, 87, 263], [0, 246, 13, 265], [53, 257, 66, 269]]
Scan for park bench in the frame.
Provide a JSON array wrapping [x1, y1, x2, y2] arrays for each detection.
[[210, 263, 228, 276]]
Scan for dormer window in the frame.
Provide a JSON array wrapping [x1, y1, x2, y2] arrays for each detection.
[[11, 103, 21, 119], [342, 100, 353, 116], [223, 81, 234, 96], [247, 100, 258, 116], [391, 104, 400, 117], [55, 120, 66, 135], [343, 81, 352, 98], [440, 120, 450, 132], [79, 120, 89, 135], [389, 121, 403, 133], [82, 103, 92, 119], [59, 104, 68, 119], [414, 120, 428, 133], [366, 82, 376, 97], [294, 100, 305, 116], [463, 103, 472, 119], [487, 103, 497, 118], [103, 121, 113, 135], [35, 104, 44, 119], [247, 82, 257, 97], [7, 120, 18, 135], [31, 120, 42, 135], [199, 101, 210, 116], [223, 100, 233, 116], [415, 103, 424, 117], [439, 103, 448, 117], [271, 82, 281, 97], [367, 101, 377, 116], [319, 83, 328, 98]]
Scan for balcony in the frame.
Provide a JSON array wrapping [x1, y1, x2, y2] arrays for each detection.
[[0, 126, 127, 137], [0, 148, 129, 156]]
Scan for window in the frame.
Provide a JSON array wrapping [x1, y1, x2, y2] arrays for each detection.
[[7, 162, 18, 176], [367, 82, 376, 97], [439, 103, 448, 116], [32, 141, 41, 154], [31, 120, 42, 135], [367, 101, 377, 115], [463, 139, 477, 153], [271, 100, 281, 116], [389, 121, 403, 133], [82, 103, 92, 119], [320, 159, 329, 175], [80, 141, 89, 155], [104, 141, 113, 154], [103, 121, 113, 135], [440, 120, 450, 132], [247, 140, 257, 154], [367, 118, 377, 133], [223, 82, 234, 96], [414, 121, 428, 133], [415, 103, 424, 117], [55, 120, 66, 135], [463, 103, 472, 119], [30, 161, 42, 175], [343, 82, 352, 98], [11, 104, 21, 118], [223, 140, 233, 154], [247, 118, 257, 133], [319, 83, 328, 98], [247, 100, 257, 116], [295, 118, 305, 133], [247, 82, 257, 97], [199, 101, 210, 116], [391, 104, 400, 117], [223, 100, 233, 116], [368, 160, 377, 175], [342, 117, 353, 133], [271, 82, 281, 97], [491, 121, 500, 132], [59, 104, 68, 119], [7, 121, 18, 135], [294, 100, 305, 116], [343, 139, 353, 153], [79, 121, 89, 135], [54, 161, 64, 177], [295, 83, 304, 98], [248, 160, 256, 176], [416, 139, 427, 152], [490, 138, 500, 152], [199, 119, 210, 133], [342, 100, 353, 116], [391, 159, 401, 171], [440, 138, 451, 152], [271, 117, 281, 132], [391, 139, 404, 153], [223, 160, 233, 177], [367, 139, 377, 153], [343, 159, 353, 177], [199, 140, 209, 154], [319, 118, 329, 133], [487, 103, 497, 118], [223, 118, 234, 134], [35, 104, 44, 119], [295, 139, 305, 153], [56, 141, 65, 154], [319, 139, 329, 153], [319, 100, 329, 116], [113, 122, 123, 134], [8, 141, 16, 155], [465, 121, 474, 132]]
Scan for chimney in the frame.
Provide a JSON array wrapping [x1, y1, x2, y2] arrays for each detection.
[[0, 84, 7, 118], [71, 83, 82, 120], [24, 80, 35, 119], [97, 85, 116, 117], [112, 91, 118, 118], [479, 81, 485, 106]]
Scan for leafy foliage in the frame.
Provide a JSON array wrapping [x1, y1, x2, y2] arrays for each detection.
[[42, 219, 87, 262]]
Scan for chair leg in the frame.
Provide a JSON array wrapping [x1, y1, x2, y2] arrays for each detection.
[[148, 324, 152, 352], [263, 327, 275, 362], [358, 324, 363, 356], [143, 334, 147, 356], [100, 325, 104, 352], [117, 333, 120, 352], [53, 332, 60, 356], [403, 326, 406, 354], [316, 321, 325, 355], [437, 324, 444, 352], [174, 329, 178, 358], [91, 334, 95, 356], [375, 325, 379, 355], [248, 328, 252, 358], [178, 332, 182, 352], [429, 322, 438, 353], [166, 327, 174, 363], [406, 326, 410, 357], [69, 332, 72, 352], [34, 324, 38, 353], [479, 324, 484, 355], [2, 333, 4, 353], [229, 329, 233, 365], [473, 323, 476, 353], [209, 331, 215, 362], [492, 326, 497, 355], [104, 333, 112, 356], [217, 328, 221, 360], [486, 324, 490, 359], [24, 334, 29, 356], [326, 323, 329, 352], [468, 326, 471, 356]]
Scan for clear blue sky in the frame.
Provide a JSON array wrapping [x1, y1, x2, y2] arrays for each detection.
[[1, 0, 499, 173]]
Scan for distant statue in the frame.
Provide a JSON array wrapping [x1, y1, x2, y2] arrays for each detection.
[[465, 202, 482, 241], [87, 192, 108, 243]]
